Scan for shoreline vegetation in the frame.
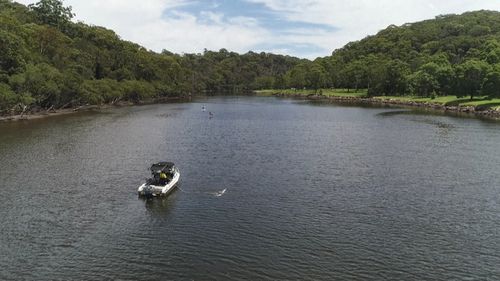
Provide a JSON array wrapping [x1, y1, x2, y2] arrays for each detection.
[[255, 89, 500, 119], [0, 96, 189, 122], [1, 1, 500, 122], [3, 89, 500, 122], [0, 0, 301, 118]]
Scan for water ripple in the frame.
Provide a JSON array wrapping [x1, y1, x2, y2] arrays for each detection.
[[1, 98, 500, 280]]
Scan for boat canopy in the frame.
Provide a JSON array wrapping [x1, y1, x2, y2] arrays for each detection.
[[150, 162, 175, 173]]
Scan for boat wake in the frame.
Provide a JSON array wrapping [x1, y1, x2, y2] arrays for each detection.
[[177, 187, 227, 197], [213, 188, 227, 197]]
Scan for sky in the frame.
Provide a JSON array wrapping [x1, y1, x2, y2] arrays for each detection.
[[15, 0, 500, 59]]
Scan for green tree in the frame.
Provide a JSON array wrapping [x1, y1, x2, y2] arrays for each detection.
[[28, 0, 74, 29], [379, 59, 410, 95], [408, 71, 439, 97], [344, 60, 368, 91], [0, 30, 27, 75], [273, 75, 286, 89], [252, 76, 275, 90], [78, 79, 122, 104], [418, 60, 455, 96], [286, 63, 308, 89], [455, 59, 490, 99], [306, 63, 327, 90], [9, 63, 63, 107], [0, 82, 16, 110], [121, 80, 156, 102], [482, 71, 500, 98], [482, 40, 500, 64]]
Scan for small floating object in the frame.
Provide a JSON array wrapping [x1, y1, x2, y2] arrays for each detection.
[[138, 162, 180, 197], [202, 105, 206, 112], [215, 188, 227, 197]]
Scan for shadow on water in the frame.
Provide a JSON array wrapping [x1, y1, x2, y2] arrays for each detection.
[[141, 191, 179, 217], [305, 99, 500, 123], [376, 110, 412, 117], [377, 110, 456, 134], [3, 96, 500, 281], [307, 100, 383, 109], [376, 109, 463, 119], [411, 118, 456, 130], [155, 113, 177, 119]]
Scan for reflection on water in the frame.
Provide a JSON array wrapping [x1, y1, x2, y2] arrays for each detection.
[[1, 97, 500, 280], [142, 194, 178, 217], [411, 117, 456, 129], [376, 110, 412, 117], [378, 110, 457, 141]]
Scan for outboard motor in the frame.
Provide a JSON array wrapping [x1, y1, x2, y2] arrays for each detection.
[[142, 184, 155, 197]]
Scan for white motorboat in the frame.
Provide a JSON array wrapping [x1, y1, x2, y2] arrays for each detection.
[[138, 162, 180, 197]]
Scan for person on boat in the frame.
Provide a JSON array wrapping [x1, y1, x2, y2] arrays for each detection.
[[153, 172, 160, 184], [159, 171, 167, 185]]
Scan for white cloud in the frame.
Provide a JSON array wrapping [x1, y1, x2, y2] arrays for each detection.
[[15, 0, 271, 54], [199, 11, 224, 24], [132, 12, 271, 54], [14, 0, 500, 58], [248, 0, 500, 55]]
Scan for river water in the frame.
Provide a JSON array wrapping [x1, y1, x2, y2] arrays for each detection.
[[1, 97, 499, 280]]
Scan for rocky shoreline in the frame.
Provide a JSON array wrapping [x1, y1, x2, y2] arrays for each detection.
[[271, 93, 500, 119]]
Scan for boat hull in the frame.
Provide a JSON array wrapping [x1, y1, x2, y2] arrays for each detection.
[[138, 169, 180, 197]]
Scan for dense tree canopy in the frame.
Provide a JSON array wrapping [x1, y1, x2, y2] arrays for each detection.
[[28, 0, 74, 28], [1, 0, 499, 114], [0, 0, 301, 113], [281, 10, 500, 99]]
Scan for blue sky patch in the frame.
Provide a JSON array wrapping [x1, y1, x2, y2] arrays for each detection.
[[163, 0, 338, 57], [165, 0, 337, 31]]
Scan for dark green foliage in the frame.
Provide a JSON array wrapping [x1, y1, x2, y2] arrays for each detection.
[[2, 0, 499, 113], [283, 10, 500, 98], [368, 59, 410, 96], [0, 82, 16, 110], [0, 0, 300, 112], [408, 71, 440, 97], [28, 0, 74, 29], [9, 63, 64, 107], [482, 71, 500, 97], [0, 30, 27, 75], [181, 50, 302, 94], [455, 59, 491, 99]]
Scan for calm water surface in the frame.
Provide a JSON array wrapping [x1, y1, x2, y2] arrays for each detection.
[[1, 97, 500, 280]]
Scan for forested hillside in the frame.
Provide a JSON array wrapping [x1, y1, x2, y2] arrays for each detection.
[[0, 0, 302, 113], [282, 10, 500, 99], [2, 0, 500, 115]]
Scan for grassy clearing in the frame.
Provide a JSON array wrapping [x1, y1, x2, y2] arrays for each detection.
[[353, 94, 500, 109], [257, 89, 500, 110], [253, 90, 278, 97], [321, 89, 368, 97], [460, 99, 500, 108], [373, 95, 459, 105], [255, 89, 367, 98]]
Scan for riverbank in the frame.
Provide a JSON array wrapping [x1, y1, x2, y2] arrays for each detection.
[[255, 89, 500, 119], [0, 105, 103, 122], [0, 96, 190, 122]]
